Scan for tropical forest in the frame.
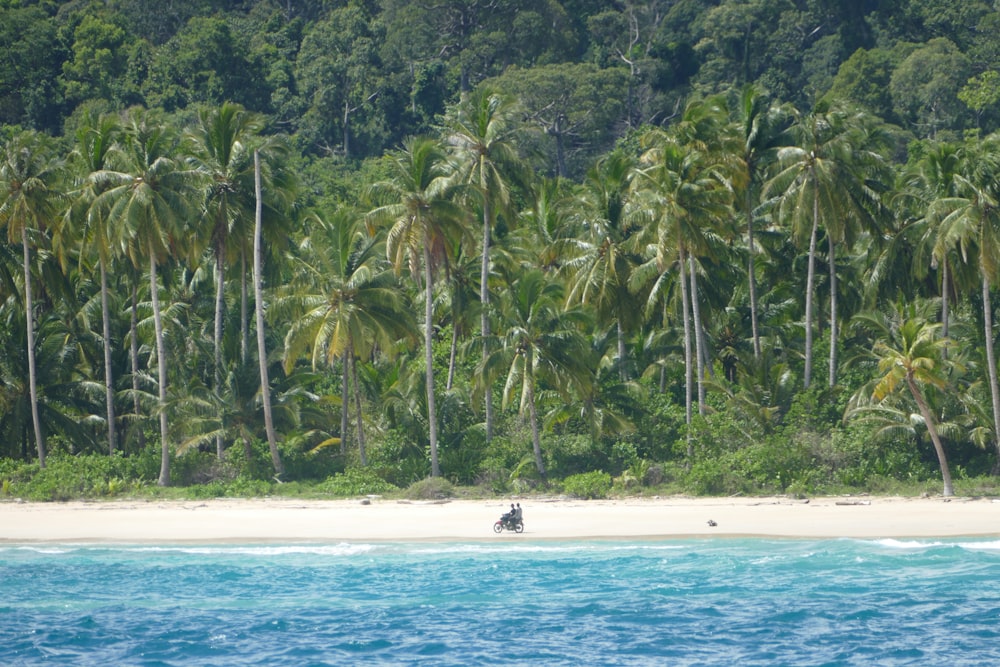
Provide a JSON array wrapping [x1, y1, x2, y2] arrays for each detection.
[[4, 0, 1000, 501]]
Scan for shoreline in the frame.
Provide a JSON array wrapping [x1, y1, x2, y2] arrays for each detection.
[[2, 495, 999, 543]]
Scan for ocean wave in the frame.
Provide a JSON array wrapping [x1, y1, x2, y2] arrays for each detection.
[[864, 538, 1000, 551]]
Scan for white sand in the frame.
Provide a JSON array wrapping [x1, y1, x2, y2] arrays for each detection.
[[1, 495, 998, 542]]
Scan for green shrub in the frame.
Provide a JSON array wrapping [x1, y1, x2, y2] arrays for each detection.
[[0, 453, 147, 501], [404, 476, 454, 500], [562, 471, 613, 499], [319, 468, 398, 497]]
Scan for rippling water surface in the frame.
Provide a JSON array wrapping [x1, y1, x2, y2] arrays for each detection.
[[3, 538, 1000, 665]]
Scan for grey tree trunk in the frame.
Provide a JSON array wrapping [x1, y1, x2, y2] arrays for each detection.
[[907, 374, 953, 497], [689, 255, 706, 413], [526, 348, 546, 478], [340, 349, 350, 455], [828, 235, 838, 388], [481, 194, 494, 442], [22, 229, 45, 468], [241, 250, 249, 363], [747, 187, 761, 358], [804, 187, 819, 389], [100, 257, 116, 455], [130, 283, 144, 450], [150, 249, 170, 486], [678, 246, 693, 459], [254, 150, 284, 478], [214, 249, 225, 458], [424, 240, 440, 477], [980, 275, 1000, 472], [351, 351, 367, 465]]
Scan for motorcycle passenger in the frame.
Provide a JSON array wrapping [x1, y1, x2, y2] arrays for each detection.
[[513, 503, 522, 523]]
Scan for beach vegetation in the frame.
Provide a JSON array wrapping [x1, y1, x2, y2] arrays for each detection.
[[318, 467, 398, 498], [562, 471, 613, 500], [403, 476, 455, 500]]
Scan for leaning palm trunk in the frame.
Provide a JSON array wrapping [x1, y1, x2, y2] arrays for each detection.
[[99, 257, 116, 455], [241, 250, 249, 363], [617, 321, 628, 382], [423, 240, 440, 477], [150, 249, 170, 486], [941, 257, 950, 348], [447, 320, 459, 391], [340, 349, 350, 455], [747, 187, 761, 358], [481, 195, 494, 442], [22, 229, 45, 468], [254, 150, 284, 478], [525, 348, 546, 479], [828, 236, 838, 387], [130, 283, 145, 450], [689, 255, 706, 414], [907, 374, 953, 497], [803, 187, 819, 389], [981, 275, 1000, 472], [678, 246, 694, 458], [351, 351, 367, 465], [214, 249, 225, 459]]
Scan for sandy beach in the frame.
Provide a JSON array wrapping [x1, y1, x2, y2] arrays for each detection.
[[1, 495, 998, 542]]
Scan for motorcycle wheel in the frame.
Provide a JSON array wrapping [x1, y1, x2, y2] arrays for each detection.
[[514, 521, 524, 533], [493, 521, 503, 533]]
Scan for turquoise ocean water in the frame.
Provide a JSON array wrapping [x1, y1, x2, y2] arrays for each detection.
[[3, 538, 1000, 666]]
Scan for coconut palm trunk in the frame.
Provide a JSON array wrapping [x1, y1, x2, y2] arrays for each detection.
[[340, 349, 350, 455], [906, 374, 953, 497], [351, 351, 367, 465], [424, 240, 440, 478], [689, 255, 706, 413], [829, 235, 838, 387], [981, 275, 1000, 471], [678, 245, 694, 458], [747, 185, 762, 359], [130, 282, 145, 450], [214, 255, 225, 458], [524, 347, 546, 478], [22, 228, 46, 468], [99, 258, 116, 454], [804, 187, 819, 389], [149, 249, 170, 486], [254, 150, 283, 478], [481, 194, 494, 442]]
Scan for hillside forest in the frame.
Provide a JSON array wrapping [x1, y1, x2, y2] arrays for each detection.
[[5, 0, 1000, 499]]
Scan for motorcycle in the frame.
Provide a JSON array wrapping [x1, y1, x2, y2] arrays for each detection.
[[493, 515, 524, 533]]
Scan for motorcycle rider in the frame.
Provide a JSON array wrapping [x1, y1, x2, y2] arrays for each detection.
[[502, 503, 515, 525]]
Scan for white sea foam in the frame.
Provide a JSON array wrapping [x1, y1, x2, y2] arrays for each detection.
[[864, 537, 1000, 551], [121, 543, 379, 557]]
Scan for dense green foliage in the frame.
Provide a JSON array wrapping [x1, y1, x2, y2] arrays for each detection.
[[7, 0, 1000, 501]]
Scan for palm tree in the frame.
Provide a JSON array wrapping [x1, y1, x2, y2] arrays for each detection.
[[186, 102, 265, 458], [865, 308, 957, 497], [0, 131, 66, 468], [763, 103, 887, 388], [934, 134, 1000, 471], [281, 207, 414, 464], [92, 109, 203, 486], [444, 87, 528, 442], [729, 85, 793, 358], [632, 132, 730, 431], [563, 150, 645, 382], [483, 268, 592, 477], [366, 136, 468, 477], [66, 110, 122, 455]]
